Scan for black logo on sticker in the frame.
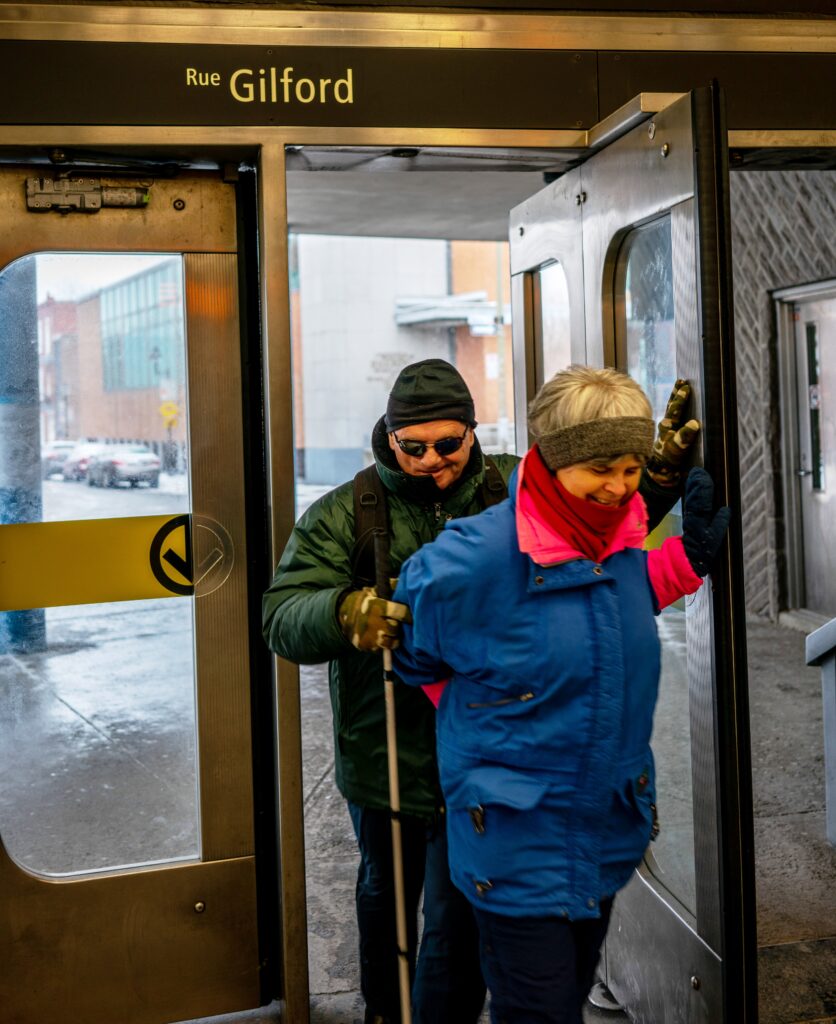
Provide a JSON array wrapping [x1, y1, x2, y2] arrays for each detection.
[[150, 514, 194, 596], [150, 514, 235, 598]]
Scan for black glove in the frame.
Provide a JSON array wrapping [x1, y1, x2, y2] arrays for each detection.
[[681, 468, 731, 578]]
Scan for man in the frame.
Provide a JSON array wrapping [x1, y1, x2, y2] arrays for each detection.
[[262, 358, 696, 1024]]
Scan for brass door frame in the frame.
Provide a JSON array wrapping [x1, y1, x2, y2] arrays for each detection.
[[0, 168, 260, 1023], [4, 4, 836, 53]]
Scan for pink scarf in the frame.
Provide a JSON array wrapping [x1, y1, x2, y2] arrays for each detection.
[[522, 446, 634, 562]]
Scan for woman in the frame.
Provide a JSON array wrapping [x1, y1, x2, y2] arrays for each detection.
[[392, 365, 730, 1024]]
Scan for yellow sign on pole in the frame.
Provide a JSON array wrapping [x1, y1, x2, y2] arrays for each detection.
[[159, 400, 179, 429]]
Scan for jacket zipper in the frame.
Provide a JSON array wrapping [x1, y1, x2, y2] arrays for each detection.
[[467, 691, 535, 709]]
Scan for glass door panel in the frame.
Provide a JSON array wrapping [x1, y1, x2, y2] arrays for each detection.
[[614, 216, 696, 914], [793, 295, 836, 614], [536, 259, 572, 380], [616, 218, 677, 417], [0, 251, 198, 876]]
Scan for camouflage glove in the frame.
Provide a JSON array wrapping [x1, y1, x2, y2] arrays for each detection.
[[338, 587, 412, 652], [682, 468, 731, 578], [646, 379, 701, 488]]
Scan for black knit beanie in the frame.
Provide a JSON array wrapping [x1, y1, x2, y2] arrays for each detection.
[[385, 358, 476, 432]]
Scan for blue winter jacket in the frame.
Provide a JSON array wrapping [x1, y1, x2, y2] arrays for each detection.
[[393, 469, 672, 922]]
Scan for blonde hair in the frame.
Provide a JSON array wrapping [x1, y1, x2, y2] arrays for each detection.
[[528, 364, 652, 438]]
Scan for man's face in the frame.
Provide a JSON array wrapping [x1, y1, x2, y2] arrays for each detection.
[[556, 454, 643, 507], [388, 419, 474, 490]]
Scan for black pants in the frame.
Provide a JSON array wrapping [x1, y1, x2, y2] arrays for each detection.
[[472, 899, 613, 1024], [347, 802, 486, 1023]]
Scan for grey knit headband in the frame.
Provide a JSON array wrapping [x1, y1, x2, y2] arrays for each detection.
[[537, 416, 655, 471]]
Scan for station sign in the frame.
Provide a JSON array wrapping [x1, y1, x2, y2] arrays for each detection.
[[0, 41, 598, 130], [2, 38, 835, 132]]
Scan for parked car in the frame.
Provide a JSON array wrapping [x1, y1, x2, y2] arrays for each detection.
[[62, 442, 110, 481], [88, 445, 161, 488], [41, 439, 77, 478]]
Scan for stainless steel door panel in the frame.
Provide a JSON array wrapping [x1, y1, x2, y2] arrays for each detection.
[[606, 864, 722, 1024], [509, 167, 586, 369], [579, 96, 695, 367], [509, 167, 583, 279], [507, 91, 754, 1023]]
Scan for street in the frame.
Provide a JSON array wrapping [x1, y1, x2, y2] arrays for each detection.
[[41, 472, 188, 522]]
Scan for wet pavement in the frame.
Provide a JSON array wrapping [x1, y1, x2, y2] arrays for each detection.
[[1, 599, 198, 874]]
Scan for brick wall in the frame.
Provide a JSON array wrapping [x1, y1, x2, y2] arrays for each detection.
[[730, 170, 836, 617]]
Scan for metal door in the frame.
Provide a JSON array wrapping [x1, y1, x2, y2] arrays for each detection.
[[0, 167, 270, 1023], [509, 89, 756, 1023], [792, 289, 836, 616]]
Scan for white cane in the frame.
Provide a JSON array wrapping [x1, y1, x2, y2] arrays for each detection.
[[376, 534, 413, 1024]]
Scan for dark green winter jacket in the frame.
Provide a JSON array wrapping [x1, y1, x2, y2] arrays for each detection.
[[262, 418, 517, 818], [262, 419, 679, 819]]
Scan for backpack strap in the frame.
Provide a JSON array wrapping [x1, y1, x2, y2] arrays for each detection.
[[351, 465, 390, 589], [479, 456, 508, 509], [351, 457, 504, 588]]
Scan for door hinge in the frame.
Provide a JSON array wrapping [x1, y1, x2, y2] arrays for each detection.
[[26, 177, 150, 213]]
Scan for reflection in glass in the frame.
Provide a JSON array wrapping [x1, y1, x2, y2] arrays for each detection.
[[617, 217, 696, 914], [619, 219, 676, 421], [537, 260, 572, 383], [0, 252, 198, 875], [30, 252, 188, 523]]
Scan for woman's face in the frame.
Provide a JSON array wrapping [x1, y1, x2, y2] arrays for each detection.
[[556, 454, 644, 507]]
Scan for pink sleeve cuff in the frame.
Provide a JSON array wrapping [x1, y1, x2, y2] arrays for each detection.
[[421, 681, 448, 707], [647, 536, 703, 610]]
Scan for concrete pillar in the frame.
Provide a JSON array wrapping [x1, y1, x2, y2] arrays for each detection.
[[0, 256, 46, 652]]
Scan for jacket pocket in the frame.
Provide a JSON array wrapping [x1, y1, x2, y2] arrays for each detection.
[[445, 764, 549, 815], [466, 691, 535, 709], [444, 765, 569, 905], [607, 763, 658, 863], [446, 765, 550, 844]]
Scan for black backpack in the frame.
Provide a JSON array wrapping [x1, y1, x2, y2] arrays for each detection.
[[350, 458, 507, 594]]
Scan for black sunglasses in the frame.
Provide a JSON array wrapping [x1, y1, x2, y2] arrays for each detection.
[[393, 427, 470, 458]]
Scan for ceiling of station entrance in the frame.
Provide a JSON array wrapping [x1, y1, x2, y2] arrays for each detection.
[[285, 145, 582, 241], [0, 143, 581, 242]]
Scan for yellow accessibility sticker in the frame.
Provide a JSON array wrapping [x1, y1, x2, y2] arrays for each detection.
[[0, 515, 194, 612]]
